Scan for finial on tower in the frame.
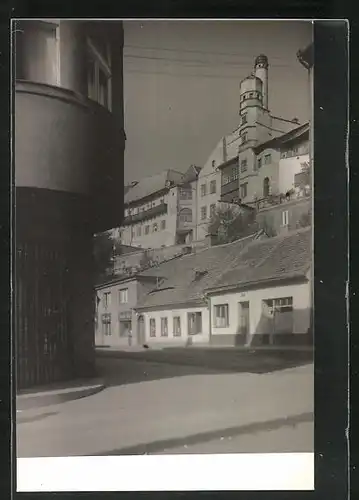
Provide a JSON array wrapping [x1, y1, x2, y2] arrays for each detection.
[[254, 54, 268, 68]]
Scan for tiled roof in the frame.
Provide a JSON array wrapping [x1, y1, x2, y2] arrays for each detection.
[[254, 123, 309, 153], [124, 169, 185, 204], [208, 227, 311, 292], [136, 232, 260, 310]]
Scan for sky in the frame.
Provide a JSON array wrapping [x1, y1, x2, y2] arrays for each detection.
[[123, 20, 313, 183]]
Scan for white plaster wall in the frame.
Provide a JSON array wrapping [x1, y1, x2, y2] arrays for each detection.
[[121, 191, 177, 248], [278, 153, 309, 193], [142, 306, 210, 345], [195, 140, 224, 242], [210, 282, 311, 338], [95, 280, 137, 347]]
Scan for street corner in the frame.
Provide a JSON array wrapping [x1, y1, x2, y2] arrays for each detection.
[[16, 378, 106, 411]]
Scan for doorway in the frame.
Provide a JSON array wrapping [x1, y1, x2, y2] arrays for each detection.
[[238, 301, 250, 343], [187, 312, 202, 335], [137, 315, 145, 345]]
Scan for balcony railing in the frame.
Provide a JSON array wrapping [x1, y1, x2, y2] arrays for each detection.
[[221, 178, 239, 197], [253, 186, 311, 211], [123, 202, 168, 225]]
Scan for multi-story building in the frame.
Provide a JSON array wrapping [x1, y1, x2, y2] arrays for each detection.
[[197, 54, 302, 240], [119, 165, 201, 248], [15, 20, 125, 388], [195, 139, 224, 241]]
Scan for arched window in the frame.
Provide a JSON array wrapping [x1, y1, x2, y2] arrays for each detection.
[[263, 177, 270, 197], [179, 208, 192, 223]]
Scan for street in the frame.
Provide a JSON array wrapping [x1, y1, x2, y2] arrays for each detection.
[[17, 354, 314, 457]]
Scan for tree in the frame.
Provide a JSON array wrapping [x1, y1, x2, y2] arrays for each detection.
[[93, 230, 115, 279], [207, 205, 258, 245]]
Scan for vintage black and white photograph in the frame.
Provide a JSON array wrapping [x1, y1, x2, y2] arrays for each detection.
[[14, 19, 314, 491]]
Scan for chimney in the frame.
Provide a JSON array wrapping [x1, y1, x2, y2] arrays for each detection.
[[222, 136, 227, 162]]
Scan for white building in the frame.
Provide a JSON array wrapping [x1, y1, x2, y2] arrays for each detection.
[[135, 227, 312, 347]]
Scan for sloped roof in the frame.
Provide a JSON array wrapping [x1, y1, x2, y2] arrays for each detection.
[[254, 123, 309, 154], [124, 169, 185, 204], [179, 164, 202, 184], [207, 227, 311, 292], [136, 232, 261, 310]]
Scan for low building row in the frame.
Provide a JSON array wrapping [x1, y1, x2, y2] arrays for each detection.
[[95, 226, 312, 348]]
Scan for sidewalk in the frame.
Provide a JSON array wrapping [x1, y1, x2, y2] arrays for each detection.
[[16, 377, 105, 411], [96, 344, 313, 374]]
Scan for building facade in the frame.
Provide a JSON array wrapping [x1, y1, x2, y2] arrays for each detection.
[[15, 20, 125, 388], [95, 275, 158, 348], [119, 169, 185, 248], [209, 279, 311, 347], [135, 227, 311, 348], [196, 54, 302, 241]]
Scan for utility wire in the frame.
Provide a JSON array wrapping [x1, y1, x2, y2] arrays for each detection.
[[124, 44, 287, 61], [123, 53, 291, 68], [125, 69, 286, 80]]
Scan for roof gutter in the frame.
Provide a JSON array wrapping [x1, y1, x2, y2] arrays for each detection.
[[204, 271, 310, 296]]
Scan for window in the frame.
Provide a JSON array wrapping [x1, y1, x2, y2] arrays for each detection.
[[212, 160, 216, 169], [200, 184, 207, 197], [240, 183, 248, 199], [264, 153, 272, 165], [210, 204, 216, 217], [282, 210, 289, 227], [201, 206, 207, 220], [131, 228, 135, 237], [150, 318, 156, 337], [222, 175, 230, 186], [160, 219, 166, 230], [179, 208, 192, 223], [136, 226, 141, 237], [119, 288, 128, 304], [87, 37, 112, 110], [102, 314, 111, 336], [103, 292, 111, 310], [152, 223, 158, 232], [232, 167, 239, 180], [161, 317, 168, 337], [173, 316, 181, 337], [180, 188, 192, 200], [240, 159, 248, 173], [263, 177, 270, 197], [241, 133, 247, 144], [214, 304, 229, 328], [16, 22, 60, 85], [263, 297, 293, 334], [257, 158, 262, 169], [210, 180, 217, 194], [241, 113, 247, 125], [145, 225, 150, 235]]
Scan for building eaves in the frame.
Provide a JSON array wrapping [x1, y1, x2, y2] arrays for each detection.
[[253, 122, 310, 154]]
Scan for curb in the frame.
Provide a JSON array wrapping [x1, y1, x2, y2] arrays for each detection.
[[16, 379, 105, 411]]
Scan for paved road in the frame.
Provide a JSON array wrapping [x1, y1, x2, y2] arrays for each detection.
[[17, 356, 314, 457]]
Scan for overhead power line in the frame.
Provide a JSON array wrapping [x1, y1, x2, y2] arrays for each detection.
[[123, 53, 291, 68], [123, 44, 287, 61], [125, 69, 250, 79]]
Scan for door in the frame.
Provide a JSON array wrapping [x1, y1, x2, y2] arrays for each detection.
[[137, 315, 145, 345], [239, 301, 250, 343]]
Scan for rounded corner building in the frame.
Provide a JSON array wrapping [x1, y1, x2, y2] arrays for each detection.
[[14, 20, 125, 389]]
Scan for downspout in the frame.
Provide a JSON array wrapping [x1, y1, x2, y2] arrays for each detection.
[[207, 293, 212, 345]]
